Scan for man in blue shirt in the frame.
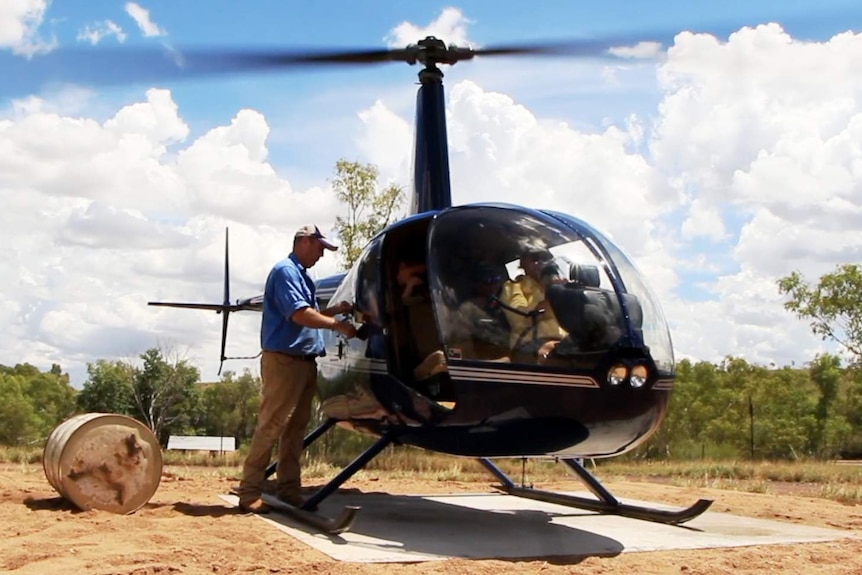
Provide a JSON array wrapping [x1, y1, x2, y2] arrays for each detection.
[[238, 224, 356, 514]]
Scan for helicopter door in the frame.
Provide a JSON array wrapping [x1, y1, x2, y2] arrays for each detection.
[[352, 237, 387, 361], [380, 217, 451, 396]]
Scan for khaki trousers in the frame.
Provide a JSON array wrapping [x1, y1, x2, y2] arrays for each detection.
[[237, 351, 318, 503]]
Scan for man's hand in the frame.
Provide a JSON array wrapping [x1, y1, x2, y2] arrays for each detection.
[[536, 340, 560, 365], [334, 300, 353, 315], [333, 320, 357, 339]]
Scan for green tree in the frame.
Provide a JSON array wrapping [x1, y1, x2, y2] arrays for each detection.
[[842, 366, 862, 456], [331, 159, 404, 269], [644, 357, 823, 460], [131, 348, 200, 442], [808, 354, 850, 457], [747, 366, 816, 459], [0, 363, 40, 378], [0, 364, 77, 445], [0, 373, 37, 444], [199, 369, 261, 446], [778, 265, 862, 362], [24, 369, 77, 439], [77, 360, 136, 415]]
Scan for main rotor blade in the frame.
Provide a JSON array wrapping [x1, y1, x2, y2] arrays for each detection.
[[469, 35, 669, 59], [0, 45, 416, 94], [0, 34, 665, 96]]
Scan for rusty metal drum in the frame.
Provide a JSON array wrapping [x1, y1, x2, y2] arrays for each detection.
[[42, 413, 163, 514]]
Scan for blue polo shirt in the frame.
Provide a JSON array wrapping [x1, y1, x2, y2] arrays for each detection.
[[261, 254, 324, 355]]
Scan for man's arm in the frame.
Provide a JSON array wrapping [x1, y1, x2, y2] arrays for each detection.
[[292, 307, 357, 338], [272, 265, 355, 337], [320, 300, 353, 317]]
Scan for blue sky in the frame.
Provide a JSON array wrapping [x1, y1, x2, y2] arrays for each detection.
[[1, 1, 861, 384]]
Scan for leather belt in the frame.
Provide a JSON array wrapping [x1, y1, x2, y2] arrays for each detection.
[[269, 351, 319, 361], [293, 354, 318, 362]]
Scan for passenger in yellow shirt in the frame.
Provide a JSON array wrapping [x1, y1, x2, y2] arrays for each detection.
[[498, 250, 567, 359]]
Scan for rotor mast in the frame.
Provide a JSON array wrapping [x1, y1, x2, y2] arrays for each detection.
[[409, 37, 469, 214]]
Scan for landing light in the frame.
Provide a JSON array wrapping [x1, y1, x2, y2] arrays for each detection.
[[630, 364, 649, 388], [607, 365, 627, 386]]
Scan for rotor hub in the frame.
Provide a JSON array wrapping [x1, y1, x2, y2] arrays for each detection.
[[407, 36, 475, 69]]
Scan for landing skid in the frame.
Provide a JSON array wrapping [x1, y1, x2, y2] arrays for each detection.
[[478, 457, 712, 525], [260, 419, 400, 534], [259, 421, 710, 532], [260, 493, 359, 535]]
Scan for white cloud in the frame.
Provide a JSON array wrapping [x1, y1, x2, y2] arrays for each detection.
[[646, 23, 862, 366], [386, 7, 474, 48], [125, 2, 165, 37], [77, 20, 127, 45], [356, 100, 413, 185], [608, 41, 664, 60], [358, 80, 672, 259], [0, 0, 54, 55], [681, 198, 726, 241], [0, 89, 342, 385]]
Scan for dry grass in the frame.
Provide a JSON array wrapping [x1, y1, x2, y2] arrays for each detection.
[[6, 443, 862, 504], [597, 459, 862, 484], [597, 459, 862, 503]]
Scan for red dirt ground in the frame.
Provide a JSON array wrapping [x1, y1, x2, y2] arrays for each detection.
[[1, 463, 861, 574]]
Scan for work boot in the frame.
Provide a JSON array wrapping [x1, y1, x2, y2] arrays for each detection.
[[278, 493, 319, 511], [239, 497, 271, 514], [277, 493, 304, 507]]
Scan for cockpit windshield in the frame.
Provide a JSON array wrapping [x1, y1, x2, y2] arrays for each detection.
[[426, 205, 674, 373]]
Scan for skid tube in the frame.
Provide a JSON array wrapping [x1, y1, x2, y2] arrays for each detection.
[[258, 418, 400, 534], [478, 457, 712, 525]]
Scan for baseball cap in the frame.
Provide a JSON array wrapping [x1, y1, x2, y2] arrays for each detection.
[[295, 224, 337, 251]]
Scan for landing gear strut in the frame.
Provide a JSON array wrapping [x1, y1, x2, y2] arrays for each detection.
[[478, 457, 712, 525], [260, 418, 400, 534]]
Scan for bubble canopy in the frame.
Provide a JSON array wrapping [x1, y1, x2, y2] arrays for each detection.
[[425, 204, 674, 375]]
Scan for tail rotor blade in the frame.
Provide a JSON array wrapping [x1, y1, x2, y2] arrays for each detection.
[[218, 311, 230, 376], [219, 227, 231, 376]]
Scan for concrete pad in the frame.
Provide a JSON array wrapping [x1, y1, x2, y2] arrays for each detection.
[[220, 491, 856, 563]]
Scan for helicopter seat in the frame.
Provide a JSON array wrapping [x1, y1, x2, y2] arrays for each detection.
[[547, 284, 629, 352], [569, 263, 601, 287], [560, 263, 644, 342]]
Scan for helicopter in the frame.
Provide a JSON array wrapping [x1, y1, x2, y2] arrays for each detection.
[[136, 36, 712, 534]]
